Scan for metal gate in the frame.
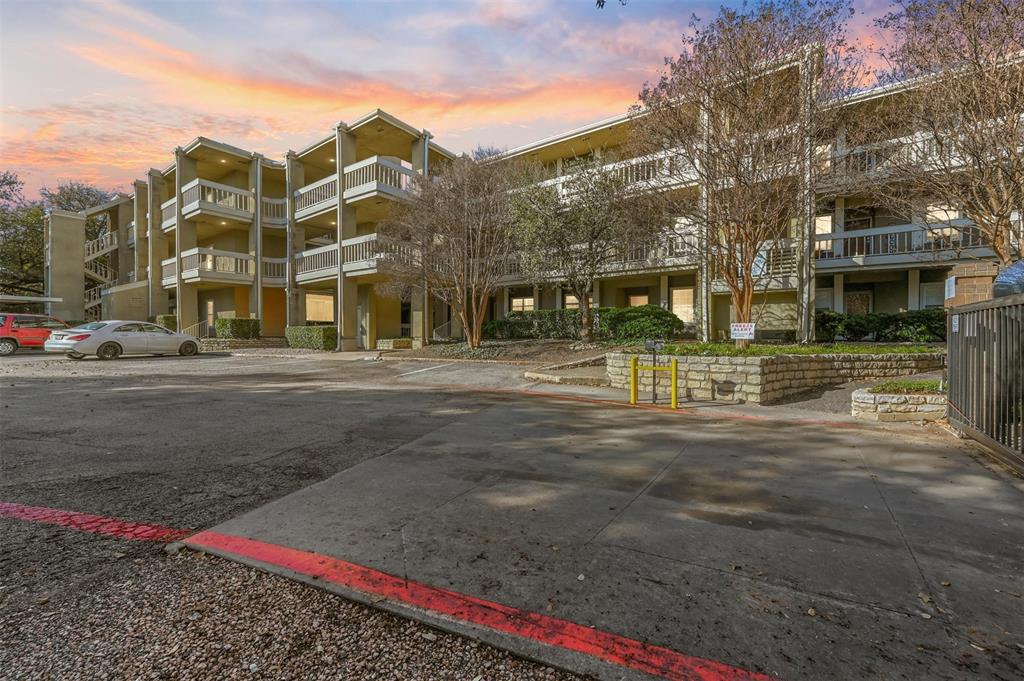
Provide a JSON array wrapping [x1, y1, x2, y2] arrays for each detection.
[[947, 293, 1024, 469]]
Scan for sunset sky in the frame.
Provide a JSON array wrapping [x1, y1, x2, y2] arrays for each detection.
[[1, 0, 890, 195]]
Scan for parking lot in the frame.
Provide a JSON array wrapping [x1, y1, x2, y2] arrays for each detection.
[[2, 351, 1022, 680]]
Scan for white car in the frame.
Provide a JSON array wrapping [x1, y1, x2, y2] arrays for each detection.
[[44, 320, 200, 360]]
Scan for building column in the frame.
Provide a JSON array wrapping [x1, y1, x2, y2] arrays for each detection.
[[335, 123, 358, 350], [592, 280, 600, 308], [250, 155, 263, 329], [146, 170, 169, 319], [284, 151, 306, 327], [532, 285, 540, 311], [44, 210, 86, 321], [555, 285, 563, 310], [833, 273, 845, 314], [832, 197, 845, 257], [114, 201, 132, 284], [132, 181, 148, 287], [412, 130, 432, 175], [174, 148, 199, 332], [907, 269, 921, 311], [659, 275, 669, 310]]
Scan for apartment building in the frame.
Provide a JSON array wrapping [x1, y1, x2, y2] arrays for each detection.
[[45, 89, 1012, 346]]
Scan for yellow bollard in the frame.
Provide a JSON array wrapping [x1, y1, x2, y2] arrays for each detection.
[[629, 355, 638, 406], [670, 358, 678, 410]]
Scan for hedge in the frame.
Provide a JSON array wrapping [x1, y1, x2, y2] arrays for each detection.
[[286, 325, 337, 350], [153, 314, 176, 332], [215, 318, 261, 339], [814, 308, 946, 343], [483, 305, 686, 342]]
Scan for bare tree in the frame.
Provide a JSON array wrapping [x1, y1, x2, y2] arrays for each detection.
[[515, 154, 668, 342], [378, 155, 531, 349], [847, 0, 1024, 265], [634, 0, 862, 343]]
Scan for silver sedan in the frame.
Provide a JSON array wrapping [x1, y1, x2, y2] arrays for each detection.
[[44, 321, 200, 360]]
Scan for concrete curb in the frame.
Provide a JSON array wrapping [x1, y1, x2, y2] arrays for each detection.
[[523, 370, 610, 387]]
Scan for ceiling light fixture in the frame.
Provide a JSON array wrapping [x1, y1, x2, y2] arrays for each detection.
[[220, 221, 227, 225], [329, 158, 335, 163], [219, 159, 227, 164]]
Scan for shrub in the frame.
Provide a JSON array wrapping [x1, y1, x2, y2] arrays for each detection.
[[869, 379, 942, 395], [484, 309, 586, 340], [286, 325, 337, 350], [597, 305, 685, 341], [215, 318, 260, 339], [153, 314, 176, 332], [814, 309, 945, 343]]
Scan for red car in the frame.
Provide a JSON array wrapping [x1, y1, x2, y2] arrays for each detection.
[[0, 313, 71, 356]]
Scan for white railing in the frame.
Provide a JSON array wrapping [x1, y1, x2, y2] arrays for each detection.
[[752, 239, 799, 277], [182, 320, 216, 339], [295, 243, 339, 276], [262, 197, 287, 224], [161, 257, 176, 280], [181, 178, 254, 215], [161, 198, 176, 227], [180, 247, 254, 277], [84, 231, 117, 258], [815, 222, 987, 262], [542, 149, 693, 198], [341, 234, 378, 262], [343, 156, 414, 195], [84, 286, 102, 307], [295, 176, 339, 213], [85, 260, 112, 281], [127, 222, 136, 245], [262, 257, 287, 279]]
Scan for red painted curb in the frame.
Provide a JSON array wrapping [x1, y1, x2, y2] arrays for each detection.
[[187, 530, 772, 681], [0, 501, 189, 542]]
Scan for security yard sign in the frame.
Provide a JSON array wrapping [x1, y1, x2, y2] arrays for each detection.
[[730, 323, 755, 340]]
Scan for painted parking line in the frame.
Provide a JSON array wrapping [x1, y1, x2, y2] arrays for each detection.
[[0, 501, 189, 542], [186, 530, 771, 681], [397, 363, 455, 377]]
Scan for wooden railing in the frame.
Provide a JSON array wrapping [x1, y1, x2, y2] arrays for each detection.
[[295, 243, 338, 275], [161, 257, 176, 280], [161, 198, 176, 226], [295, 176, 339, 213], [815, 222, 987, 262], [181, 179, 254, 214], [343, 156, 414, 194], [262, 197, 287, 223], [180, 247, 254, 276], [84, 231, 117, 258]]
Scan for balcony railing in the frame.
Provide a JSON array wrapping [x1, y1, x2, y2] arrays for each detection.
[[127, 222, 136, 245], [161, 257, 176, 281], [295, 243, 339, 277], [126, 270, 136, 283], [542, 149, 695, 198], [295, 176, 339, 216], [161, 198, 176, 229], [262, 257, 287, 282], [262, 197, 287, 225], [181, 178, 254, 217], [343, 156, 414, 199], [180, 247, 254, 278], [84, 231, 118, 258], [814, 222, 989, 264]]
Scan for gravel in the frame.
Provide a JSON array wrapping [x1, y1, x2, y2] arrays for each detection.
[[0, 550, 587, 681]]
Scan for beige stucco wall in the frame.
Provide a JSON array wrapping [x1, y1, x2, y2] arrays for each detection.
[[101, 281, 149, 321]]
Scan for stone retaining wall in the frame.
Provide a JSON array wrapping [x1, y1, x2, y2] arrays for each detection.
[[376, 338, 414, 350], [606, 352, 945, 405], [851, 389, 947, 422], [200, 337, 289, 351]]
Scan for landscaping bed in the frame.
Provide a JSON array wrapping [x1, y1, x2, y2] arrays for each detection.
[[852, 379, 947, 423], [403, 339, 624, 364]]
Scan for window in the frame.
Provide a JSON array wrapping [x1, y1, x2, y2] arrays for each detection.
[[670, 287, 695, 322], [142, 323, 171, 334], [116, 323, 145, 333], [400, 302, 412, 338], [43, 319, 69, 329], [563, 294, 579, 310], [815, 288, 834, 310], [920, 282, 945, 309], [625, 288, 649, 307], [79, 322, 109, 330], [511, 297, 534, 312], [13, 316, 45, 328]]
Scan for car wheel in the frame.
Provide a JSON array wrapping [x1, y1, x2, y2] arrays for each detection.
[[0, 338, 16, 356], [97, 342, 122, 360], [67, 352, 85, 360], [179, 341, 198, 357]]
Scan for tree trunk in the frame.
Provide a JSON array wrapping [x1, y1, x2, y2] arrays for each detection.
[[731, 285, 754, 350], [578, 291, 593, 343]]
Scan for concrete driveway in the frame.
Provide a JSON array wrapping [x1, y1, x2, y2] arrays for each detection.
[[180, 360, 1024, 681]]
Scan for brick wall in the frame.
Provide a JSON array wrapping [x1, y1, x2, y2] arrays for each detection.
[[606, 352, 946, 405], [945, 262, 1000, 308]]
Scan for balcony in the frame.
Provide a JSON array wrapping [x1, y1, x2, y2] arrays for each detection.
[[127, 222, 136, 246], [84, 232, 118, 260], [161, 257, 176, 287], [262, 197, 287, 227], [161, 198, 176, 230], [294, 243, 339, 283], [342, 156, 414, 203], [261, 257, 287, 286], [542, 149, 697, 198], [711, 239, 799, 293], [180, 247, 255, 284], [180, 179, 254, 223], [294, 176, 339, 221], [814, 222, 993, 270]]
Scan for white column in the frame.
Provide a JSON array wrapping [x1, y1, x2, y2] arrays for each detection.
[[834, 273, 845, 314], [592, 280, 600, 307], [659, 275, 669, 310], [501, 287, 510, 319], [555, 285, 563, 309], [833, 197, 845, 257], [907, 269, 921, 311], [532, 285, 540, 311]]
